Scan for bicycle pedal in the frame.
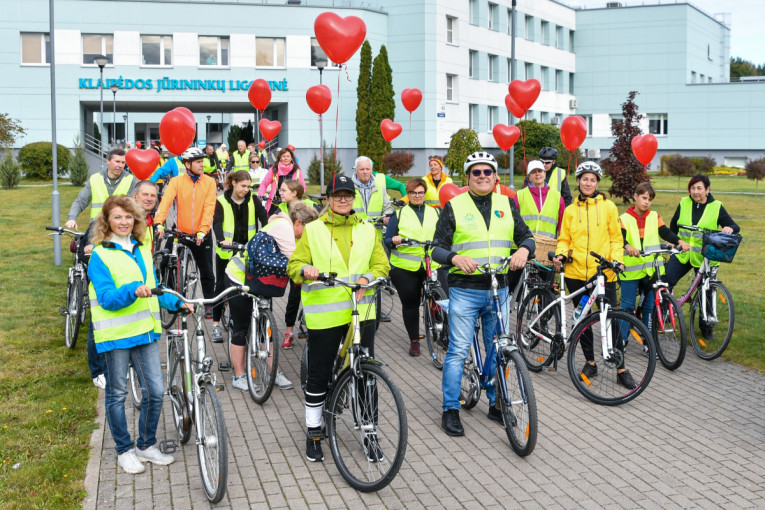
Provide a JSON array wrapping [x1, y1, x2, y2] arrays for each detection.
[[159, 439, 177, 454], [545, 367, 557, 373], [161, 362, 167, 369], [215, 384, 225, 392], [218, 361, 232, 372]]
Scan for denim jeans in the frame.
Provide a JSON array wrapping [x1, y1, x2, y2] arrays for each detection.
[[87, 322, 106, 379], [442, 285, 509, 411], [102, 341, 165, 455], [619, 277, 654, 341]]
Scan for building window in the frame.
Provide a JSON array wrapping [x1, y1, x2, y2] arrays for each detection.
[[525, 15, 533, 40], [700, 73, 705, 82], [525, 62, 533, 80], [256, 37, 285, 67], [541, 21, 549, 45], [707, 43, 712, 61], [488, 106, 498, 131], [199, 36, 229, 66], [708, 76, 713, 83], [569, 72, 575, 94], [446, 74, 456, 102], [648, 114, 668, 136], [581, 115, 593, 135], [469, 50, 478, 78], [569, 30, 575, 52], [141, 35, 172, 66], [310, 38, 340, 67], [21, 32, 50, 64], [507, 9, 512, 35], [488, 3, 498, 31], [446, 16, 456, 44], [469, 0, 478, 25], [469, 103, 479, 131], [691, 71, 697, 83], [541, 112, 549, 124], [555, 70, 563, 93], [82, 34, 113, 65], [488, 54, 498, 82], [610, 115, 624, 132], [541, 66, 549, 90], [556, 26, 564, 49], [507, 58, 512, 82]]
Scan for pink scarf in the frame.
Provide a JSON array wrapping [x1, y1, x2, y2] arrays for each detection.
[[278, 162, 294, 175]]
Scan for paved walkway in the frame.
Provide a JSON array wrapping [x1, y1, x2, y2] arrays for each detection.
[[83, 293, 765, 509]]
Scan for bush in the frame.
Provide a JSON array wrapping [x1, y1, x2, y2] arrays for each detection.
[[0, 150, 22, 189], [444, 128, 482, 178], [494, 152, 509, 169], [689, 156, 716, 174], [510, 120, 583, 175], [306, 143, 343, 187], [745, 157, 765, 194], [17, 142, 71, 180], [68, 136, 89, 186], [662, 153, 695, 189], [381, 151, 414, 176]]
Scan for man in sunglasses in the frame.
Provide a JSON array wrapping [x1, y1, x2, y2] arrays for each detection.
[[533, 147, 572, 207], [431, 151, 535, 437]]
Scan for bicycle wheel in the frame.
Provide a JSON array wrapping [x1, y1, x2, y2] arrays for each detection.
[[496, 346, 538, 457], [197, 382, 228, 503], [652, 290, 686, 370], [128, 363, 142, 410], [158, 256, 178, 329], [423, 286, 449, 370], [220, 301, 231, 332], [689, 281, 734, 360], [300, 342, 309, 394], [246, 309, 279, 404], [296, 307, 308, 339], [326, 363, 407, 492], [168, 339, 192, 444], [182, 249, 199, 300], [567, 309, 655, 406], [459, 353, 481, 410], [516, 289, 560, 372], [64, 275, 82, 349]]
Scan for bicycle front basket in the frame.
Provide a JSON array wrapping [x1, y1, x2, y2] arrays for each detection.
[[701, 232, 742, 263]]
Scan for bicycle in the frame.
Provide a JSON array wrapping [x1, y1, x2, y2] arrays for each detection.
[[152, 227, 200, 329], [454, 257, 538, 457], [670, 225, 738, 360], [128, 360, 142, 409], [46, 226, 88, 349], [151, 284, 245, 504], [516, 251, 656, 406], [299, 274, 407, 492]]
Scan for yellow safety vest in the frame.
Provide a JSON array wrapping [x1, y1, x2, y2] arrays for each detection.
[[215, 195, 258, 260], [215, 149, 228, 168], [517, 187, 561, 239], [232, 150, 251, 171], [89, 242, 161, 344], [352, 173, 387, 219], [203, 156, 217, 174], [278, 199, 315, 216], [300, 220, 376, 329], [90, 173, 134, 219], [390, 205, 441, 271], [619, 211, 662, 281], [424, 174, 453, 208], [225, 216, 290, 285], [548, 165, 565, 195], [449, 192, 514, 276], [675, 197, 722, 268]]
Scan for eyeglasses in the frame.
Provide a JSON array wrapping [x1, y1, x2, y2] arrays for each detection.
[[541, 160, 554, 165], [332, 194, 355, 202], [470, 168, 495, 177], [250, 160, 259, 163], [409, 191, 426, 196]]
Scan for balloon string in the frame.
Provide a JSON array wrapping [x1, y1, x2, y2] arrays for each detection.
[[334, 69, 341, 162], [566, 152, 572, 182], [408, 112, 412, 164], [521, 125, 527, 169]]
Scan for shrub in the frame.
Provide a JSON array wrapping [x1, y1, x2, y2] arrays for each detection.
[[68, 136, 89, 186], [745, 157, 765, 194], [662, 153, 695, 190], [0, 150, 22, 189], [689, 156, 716, 174], [381, 151, 414, 176], [17, 142, 71, 180], [444, 128, 482, 178], [494, 152, 509, 169], [306, 143, 343, 187]]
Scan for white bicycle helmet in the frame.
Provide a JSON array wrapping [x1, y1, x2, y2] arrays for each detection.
[[575, 161, 603, 181], [180, 147, 205, 162], [463, 151, 498, 173]]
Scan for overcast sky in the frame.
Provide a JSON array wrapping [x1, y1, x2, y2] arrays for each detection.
[[560, 0, 765, 64]]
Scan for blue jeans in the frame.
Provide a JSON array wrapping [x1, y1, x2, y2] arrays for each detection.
[[102, 341, 165, 455], [619, 278, 654, 341], [87, 322, 106, 379], [442, 286, 509, 411]]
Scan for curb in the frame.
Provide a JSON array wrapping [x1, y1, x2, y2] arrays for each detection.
[[82, 390, 105, 510]]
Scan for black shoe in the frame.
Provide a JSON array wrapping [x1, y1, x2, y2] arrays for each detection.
[[379, 312, 391, 323], [363, 435, 384, 463], [487, 405, 504, 426], [617, 370, 638, 390], [441, 409, 464, 437], [580, 362, 598, 381], [306, 437, 324, 462]]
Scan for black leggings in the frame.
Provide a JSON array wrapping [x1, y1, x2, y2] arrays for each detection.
[[389, 266, 425, 341], [284, 280, 301, 328], [564, 277, 624, 365]]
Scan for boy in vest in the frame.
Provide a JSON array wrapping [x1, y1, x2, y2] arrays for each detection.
[[619, 182, 689, 340]]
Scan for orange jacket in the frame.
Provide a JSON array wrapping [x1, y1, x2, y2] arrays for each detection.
[[155, 173, 217, 235]]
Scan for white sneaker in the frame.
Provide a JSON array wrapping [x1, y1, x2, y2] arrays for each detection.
[[117, 449, 145, 474], [136, 445, 175, 466], [232, 376, 249, 392], [275, 370, 293, 390], [92, 374, 106, 389]]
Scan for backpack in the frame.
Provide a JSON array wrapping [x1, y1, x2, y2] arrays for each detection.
[[245, 231, 289, 297]]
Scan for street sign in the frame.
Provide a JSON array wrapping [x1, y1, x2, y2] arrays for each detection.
[[437, 112, 445, 118], [198, 139, 206, 146]]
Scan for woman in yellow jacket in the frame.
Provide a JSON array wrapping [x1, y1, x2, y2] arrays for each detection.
[[553, 162, 636, 390]]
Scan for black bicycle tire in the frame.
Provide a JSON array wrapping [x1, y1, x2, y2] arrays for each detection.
[[159, 256, 179, 329], [689, 281, 734, 360], [197, 382, 228, 503], [423, 286, 449, 370], [220, 301, 231, 332], [516, 289, 560, 372], [168, 340, 192, 444], [182, 248, 199, 300], [497, 347, 538, 457], [459, 355, 481, 410], [64, 275, 82, 349], [129, 363, 143, 410], [300, 342, 309, 395], [247, 309, 279, 405], [566, 309, 656, 406], [652, 290, 687, 370], [326, 363, 408, 492]]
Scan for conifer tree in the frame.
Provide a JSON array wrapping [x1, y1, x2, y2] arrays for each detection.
[[355, 41, 373, 156], [367, 46, 395, 172]]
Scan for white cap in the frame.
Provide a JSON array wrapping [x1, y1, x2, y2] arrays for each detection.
[[527, 160, 546, 174]]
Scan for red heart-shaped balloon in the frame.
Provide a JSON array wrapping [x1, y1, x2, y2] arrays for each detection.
[[492, 124, 521, 151], [632, 134, 658, 165], [259, 119, 282, 141], [380, 119, 402, 142], [125, 148, 160, 181], [438, 183, 462, 208], [135, 141, 142, 149], [159, 110, 196, 155], [401, 88, 423, 113], [504, 94, 526, 120], [560, 115, 588, 151], [258, 140, 266, 149], [173, 107, 195, 125], [248, 79, 272, 111], [314, 12, 367, 65], [508, 79, 541, 111], [306, 84, 332, 115], [287, 144, 295, 151]]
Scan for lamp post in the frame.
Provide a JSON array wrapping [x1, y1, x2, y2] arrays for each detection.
[[315, 54, 328, 193], [206, 115, 211, 145], [94, 55, 109, 170], [123, 114, 128, 146], [509, 0, 517, 184], [110, 83, 119, 146]]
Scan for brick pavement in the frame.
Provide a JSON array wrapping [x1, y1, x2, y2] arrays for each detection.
[[83, 292, 765, 509]]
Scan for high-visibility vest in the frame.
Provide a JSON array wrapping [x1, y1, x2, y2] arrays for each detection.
[[449, 192, 514, 276], [675, 196, 722, 268], [215, 194, 258, 260], [278, 199, 315, 216], [90, 173, 134, 219], [89, 242, 161, 345], [517, 187, 561, 239], [548, 165, 565, 195], [232, 150, 251, 171], [300, 220, 376, 329], [225, 216, 291, 284], [203, 156, 217, 174], [352, 173, 387, 219], [215, 149, 228, 168], [424, 174, 453, 207], [619, 211, 662, 281], [390, 205, 441, 271]]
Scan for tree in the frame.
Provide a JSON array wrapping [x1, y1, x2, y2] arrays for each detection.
[[511, 120, 582, 177], [306, 142, 343, 187], [242, 120, 255, 146], [381, 151, 414, 177], [355, 41, 373, 157], [444, 128, 482, 182], [68, 135, 90, 186], [367, 45, 395, 173], [662, 154, 695, 191], [227, 125, 243, 154], [17, 142, 71, 180], [730, 57, 760, 79], [600, 91, 650, 203], [0, 114, 25, 149], [0, 150, 22, 189], [745, 157, 765, 195]]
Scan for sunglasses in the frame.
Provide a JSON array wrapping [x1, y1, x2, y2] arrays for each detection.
[[250, 159, 259, 163], [541, 160, 554, 165], [470, 168, 495, 177]]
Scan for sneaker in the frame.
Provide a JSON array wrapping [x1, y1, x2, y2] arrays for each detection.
[[306, 437, 324, 462], [211, 325, 223, 344], [275, 370, 293, 390], [408, 338, 421, 357], [117, 449, 145, 474], [231, 375, 249, 392], [204, 305, 213, 320], [281, 332, 294, 349], [617, 370, 638, 390], [487, 405, 504, 426], [363, 435, 384, 462], [441, 409, 464, 437], [92, 374, 106, 389], [379, 312, 391, 323], [579, 362, 598, 382], [136, 445, 175, 466]]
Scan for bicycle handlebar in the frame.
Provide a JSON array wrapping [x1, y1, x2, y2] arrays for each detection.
[[678, 224, 721, 234], [309, 273, 389, 292], [160, 227, 200, 244], [476, 256, 512, 275], [217, 241, 247, 255], [639, 243, 682, 257], [151, 284, 248, 305], [589, 251, 624, 274], [46, 226, 83, 238]]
